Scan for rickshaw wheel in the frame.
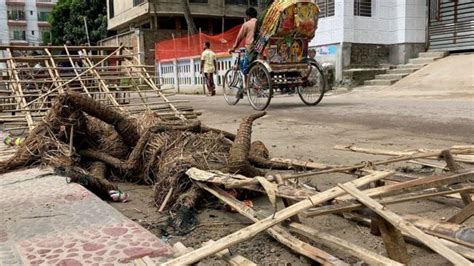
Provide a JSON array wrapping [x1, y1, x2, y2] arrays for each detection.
[[298, 61, 326, 106], [246, 63, 273, 111], [223, 69, 243, 105]]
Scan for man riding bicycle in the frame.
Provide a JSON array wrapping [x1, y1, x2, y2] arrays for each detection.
[[229, 7, 258, 96]]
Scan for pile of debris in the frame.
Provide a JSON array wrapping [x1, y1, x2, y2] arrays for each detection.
[[1, 91, 473, 264], [1, 47, 473, 264]]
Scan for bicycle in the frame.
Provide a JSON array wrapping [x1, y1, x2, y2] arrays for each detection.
[[223, 48, 246, 105]]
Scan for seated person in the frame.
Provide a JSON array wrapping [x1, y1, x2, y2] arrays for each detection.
[[229, 7, 258, 74]]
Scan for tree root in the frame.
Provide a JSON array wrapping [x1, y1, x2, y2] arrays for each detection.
[[228, 112, 266, 177], [62, 91, 139, 147]]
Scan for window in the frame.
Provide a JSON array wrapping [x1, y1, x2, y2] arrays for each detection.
[[7, 8, 26, 21], [38, 11, 50, 21], [316, 0, 335, 18], [133, 0, 145, 6], [109, 0, 114, 18], [354, 0, 372, 17], [32, 30, 35, 35], [12, 30, 26, 40]]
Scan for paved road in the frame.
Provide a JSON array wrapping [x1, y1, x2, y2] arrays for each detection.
[[172, 89, 473, 265], [174, 89, 473, 166]]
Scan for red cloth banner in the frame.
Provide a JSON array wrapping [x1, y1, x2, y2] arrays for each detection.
[[155, 25, 242, 62]]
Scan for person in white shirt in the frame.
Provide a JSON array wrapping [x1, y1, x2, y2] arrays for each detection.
[[200, 42, 217, 96]]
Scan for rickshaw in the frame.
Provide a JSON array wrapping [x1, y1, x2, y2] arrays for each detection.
[[223, 0, 326, 111]]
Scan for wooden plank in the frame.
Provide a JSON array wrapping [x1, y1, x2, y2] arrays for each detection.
[[289, 223, 403, 266], [275, 174, 300, 223], [63, 45, 91, 96], [341, 213, 474, 261], [338, 183, 471, 265], [186, 168, 316, 201], [374, 216, 409, 264], [335, 145, 474, 164], [172, 240, 258, 266], [441, 150, 473, 205], [210, 240, 258, 266], [23, 45, 124, 108], [270, 157, 336, 170], [5, 48, 34, 129], [447, 202, 474, 224], [403, 214, 474, 248], [226, 149, 474, 189], [337, 169, 474, 201], [0, 45, 129, 50], [197, 183, 346, 265], [123, 48, 186, 121], [80, 49, 120, 107], [303, 183, 474, 218], [162, 170, 394, 265]]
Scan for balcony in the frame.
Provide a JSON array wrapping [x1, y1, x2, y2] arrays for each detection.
[[7, 20, 27, 26], [7, 10, 26, 26], [6, 0, 26, 6], [38, 21, 50, 27], [36, 0, 55, 8]]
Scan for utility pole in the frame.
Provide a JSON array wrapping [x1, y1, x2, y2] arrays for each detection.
[[83, 16, 90, 46]]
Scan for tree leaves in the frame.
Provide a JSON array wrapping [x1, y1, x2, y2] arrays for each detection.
[[49, 0, 108, 45]]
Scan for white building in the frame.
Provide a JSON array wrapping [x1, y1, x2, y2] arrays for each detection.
[[311, 0, 474, 81], [157, 0, 474, 90], [0, 0, 57, 45]]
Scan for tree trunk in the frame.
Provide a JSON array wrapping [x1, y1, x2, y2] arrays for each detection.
[[182, 0, 198, 34]]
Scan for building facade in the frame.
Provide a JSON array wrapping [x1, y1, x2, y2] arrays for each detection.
[[0, 0, 56, 45], [103, 0, 259, 65], [311, 0, 428, 81], [310, 0, 474, 81]]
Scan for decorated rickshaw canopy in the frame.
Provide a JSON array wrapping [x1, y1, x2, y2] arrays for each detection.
[[254, 0, 319, 53]]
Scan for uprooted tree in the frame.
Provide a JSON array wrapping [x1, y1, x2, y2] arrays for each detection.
[[0, 92, 291, 230]]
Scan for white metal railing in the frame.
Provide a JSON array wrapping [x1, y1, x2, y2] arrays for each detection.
[[157, 54, 234, 92]]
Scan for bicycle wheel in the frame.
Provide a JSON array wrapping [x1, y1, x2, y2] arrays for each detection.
[[247, 62, 273, 111], [223, 69, 243, 105], [297, 61, 326, 106]]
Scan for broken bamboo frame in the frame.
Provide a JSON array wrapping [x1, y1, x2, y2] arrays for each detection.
[[289, 222, 403, 265], [335, 144, 474, 164], [162, 169, 394, 265], [23, 45, 125, 108], [225, 149, 474, 189], [338, 183, 471, 265], [197, 183, 347, 265], [303, 182, 473, 218]]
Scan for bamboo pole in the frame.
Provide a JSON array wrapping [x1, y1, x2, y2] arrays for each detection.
[[163, 170, 394, 265], [338, 183, 471, 265], [335, 145, 474, 164], [5, 48, 34, 129], [23, 45, 124, 108], [303, 183, 474, 218], [63, 45, 91, 96], [289, 223, 403, 266], [123, 48, 186, 121], [197, 183, 347, 265], [336, 169, 474, 201], [80, 49, 120, 107], [226, 149, 474, 188]]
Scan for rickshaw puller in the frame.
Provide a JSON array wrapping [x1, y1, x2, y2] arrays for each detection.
[[229, 7, 258, 97]]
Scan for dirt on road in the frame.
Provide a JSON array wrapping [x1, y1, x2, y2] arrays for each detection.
[[112, 90, 474, 265]]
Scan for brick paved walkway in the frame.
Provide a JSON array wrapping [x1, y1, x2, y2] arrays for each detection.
[[0, 168, 173, 265]]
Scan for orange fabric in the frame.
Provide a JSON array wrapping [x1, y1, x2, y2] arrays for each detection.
[[155, 25, 242, 62]]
